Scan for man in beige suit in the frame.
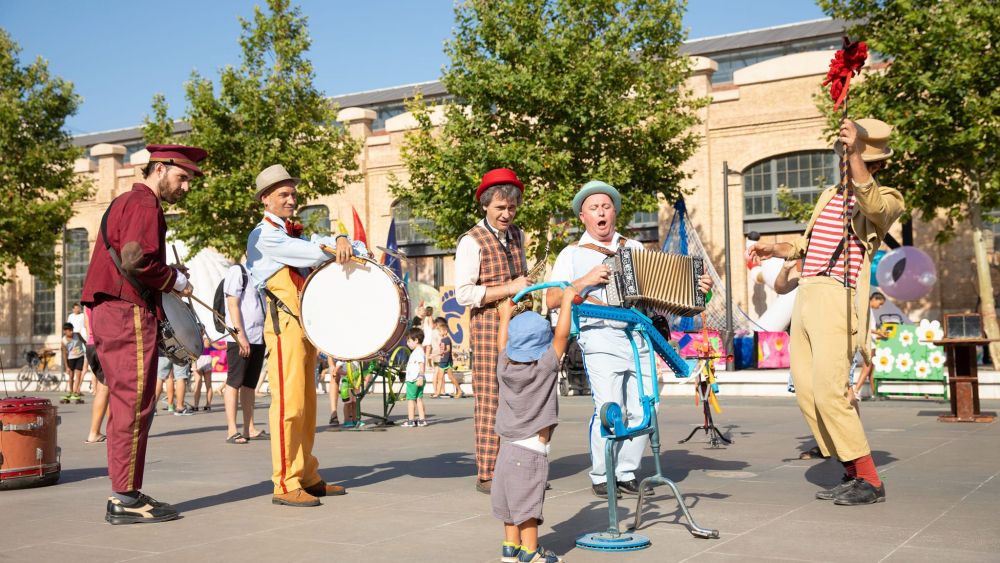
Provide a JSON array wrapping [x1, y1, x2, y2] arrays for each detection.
[[750, 118, 903, 506]]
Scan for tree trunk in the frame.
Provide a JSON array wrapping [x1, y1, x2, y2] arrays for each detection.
[[968, 199, 1000, 371]]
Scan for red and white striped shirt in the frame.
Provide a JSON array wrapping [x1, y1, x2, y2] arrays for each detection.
[[801, 190, 865, 287]]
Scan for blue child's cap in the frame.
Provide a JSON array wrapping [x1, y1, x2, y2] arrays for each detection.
[[506, 311, 552, 363]]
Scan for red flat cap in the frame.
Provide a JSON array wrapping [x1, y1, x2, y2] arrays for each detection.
[[146, 144, 208, 177], [475, 168, 524, 202]]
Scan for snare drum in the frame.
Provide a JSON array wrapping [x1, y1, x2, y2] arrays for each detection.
[[160, 293, 204, 364], [300, 257, 409, 360], [0, 397, 60, 490]]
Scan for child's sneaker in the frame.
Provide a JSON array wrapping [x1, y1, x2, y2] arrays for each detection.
[[501, 542, 521, 563], [342, 420, 356, 429], [167, 404, 175, 413], [73, 393, 85, 404], [518, 547, 563, 563], [417, 419, 428, 427], [400, 420, 416, 428]]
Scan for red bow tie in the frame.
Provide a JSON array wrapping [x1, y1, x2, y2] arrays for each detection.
[[285, 220, 304, 238]]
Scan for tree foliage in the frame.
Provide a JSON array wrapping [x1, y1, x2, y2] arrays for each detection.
[[392, 0, 705, 256], [818, 0, 999, 236], [0, 28, 88, 284], [144, 0, 361, 260], [819, 0, 1000, 365]]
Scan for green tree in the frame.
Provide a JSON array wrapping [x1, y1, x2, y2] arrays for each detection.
[[392, 0, 704, 256], [818, 1, 1000, 366], [143, 0, 361, 260], [0, 29, 89, 284]]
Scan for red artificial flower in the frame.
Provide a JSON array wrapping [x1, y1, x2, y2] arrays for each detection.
[[823, 37, 868, 110]]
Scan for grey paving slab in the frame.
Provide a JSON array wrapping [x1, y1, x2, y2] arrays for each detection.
[[0, 392, 997, 563]]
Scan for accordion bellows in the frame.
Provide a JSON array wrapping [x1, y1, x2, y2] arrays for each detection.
[[604, 248, 706, 317]]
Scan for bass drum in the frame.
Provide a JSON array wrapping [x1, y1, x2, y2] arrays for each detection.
[[160, 293, 204, 364], [300, 257, 409, 361], [0, 397, 60, 490]]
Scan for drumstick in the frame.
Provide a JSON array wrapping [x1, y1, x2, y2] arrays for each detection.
[[320, 244, 366, 265]]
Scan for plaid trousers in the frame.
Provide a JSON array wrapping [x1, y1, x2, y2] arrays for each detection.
[[470, 305, 501, 482]]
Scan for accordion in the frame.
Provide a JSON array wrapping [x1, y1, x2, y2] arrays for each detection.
[[603, 248, 706, 317]]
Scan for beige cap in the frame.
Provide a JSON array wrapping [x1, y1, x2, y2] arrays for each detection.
[[835, 118, 894, 162], [254, 164, 300, 201]]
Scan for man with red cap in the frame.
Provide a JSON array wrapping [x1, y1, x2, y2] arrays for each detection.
[[455, 168, 532, 493], [82, 144, 206, 524]]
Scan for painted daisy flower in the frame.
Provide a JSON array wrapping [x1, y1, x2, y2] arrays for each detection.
[[917, 319, 944, 347], [895, 352, 913, 372], [873, 347, 894, 373], [928, 350, 946, 369], [898, 330, 914, 347], [913, 360, 931, 379]]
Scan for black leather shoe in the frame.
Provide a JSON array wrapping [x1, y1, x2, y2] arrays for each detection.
[[617, 479, 654, 496], [105, 493, 179, 525], [591, 482, 621, 499], [816, 474, 855, 500], [833, 478, 885, 505]]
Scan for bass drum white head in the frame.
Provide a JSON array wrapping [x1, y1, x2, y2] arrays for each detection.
[[300, 258, 408, 361]]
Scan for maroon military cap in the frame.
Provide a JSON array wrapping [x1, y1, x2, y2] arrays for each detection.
[[146, 144, 208, 177], [475, 168, 524, 203]]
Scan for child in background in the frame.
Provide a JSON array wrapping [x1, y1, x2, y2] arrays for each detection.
[[492, 287, 577, 563], [401, 328, 427, 427], [431, 318, 464, 398], [60, 323, 86, 404]]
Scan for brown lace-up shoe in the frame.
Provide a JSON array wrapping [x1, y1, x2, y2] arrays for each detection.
[[304, 480, 347, 497], [271, 488, 320, 507]]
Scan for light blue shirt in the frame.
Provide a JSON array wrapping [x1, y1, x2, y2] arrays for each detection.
[[246, 211, 367, 290], [222, 264, 265, 345]]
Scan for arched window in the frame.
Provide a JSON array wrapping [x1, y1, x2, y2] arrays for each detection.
[[298, 205, 331, 236], [392, 201, 434, 246], [63, 228, 89, 311], [743, 151, 837, 221]]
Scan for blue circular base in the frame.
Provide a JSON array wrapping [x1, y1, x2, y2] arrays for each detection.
[[575, 532, 651, 551]]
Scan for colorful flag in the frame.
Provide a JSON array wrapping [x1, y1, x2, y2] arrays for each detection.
[[381, 217, 403, 279], [335, 219, 349, 236], [352, 206, 368, 248]]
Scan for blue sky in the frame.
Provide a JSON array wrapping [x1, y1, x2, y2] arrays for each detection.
[[1, 1, 827, 135]]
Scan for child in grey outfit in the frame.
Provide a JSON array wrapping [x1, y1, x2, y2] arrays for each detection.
[[492, 287, 578, 563]]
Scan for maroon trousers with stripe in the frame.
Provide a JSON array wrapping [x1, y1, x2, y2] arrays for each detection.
[[92, 299, 159, 493]]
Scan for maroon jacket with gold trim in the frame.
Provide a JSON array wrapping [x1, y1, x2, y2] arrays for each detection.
[[81, 183, 177, 320]]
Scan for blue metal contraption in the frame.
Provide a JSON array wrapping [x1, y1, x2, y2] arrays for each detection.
[[512, 283, 720, 551]]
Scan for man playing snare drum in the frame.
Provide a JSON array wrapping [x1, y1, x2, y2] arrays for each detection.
[[246, 164, 364, 507], [81, 144, 205, 524]]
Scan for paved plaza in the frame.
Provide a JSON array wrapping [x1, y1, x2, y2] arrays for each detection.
[[1, 392, 998, 562]]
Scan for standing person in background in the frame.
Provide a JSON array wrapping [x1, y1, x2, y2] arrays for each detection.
[[400, 328, 428, 427], [431, 317, 463, 398], [454, 168, 531, 494], [61, 323, 87, 405], [84, 306, 110, 444], [326, 355, 341, 426], [222, 259, 268, 443], [67, 303, 90, 390], [421, 305, 436, 363]]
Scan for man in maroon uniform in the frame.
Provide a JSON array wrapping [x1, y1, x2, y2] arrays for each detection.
[[81, 144, 206, 524]]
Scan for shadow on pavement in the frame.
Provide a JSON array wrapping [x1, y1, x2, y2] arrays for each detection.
[[148, 424, 229, 439], [58, 466, 108, 484], [802, 449, 897, 487]]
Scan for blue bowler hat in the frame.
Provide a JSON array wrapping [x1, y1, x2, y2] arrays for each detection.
[[573, 180, 622, 215], [506, 311, 552, 363]]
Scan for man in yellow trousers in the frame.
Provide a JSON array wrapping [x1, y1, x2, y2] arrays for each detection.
[[750, 118, 903, 506], [247, 164, 360, 507]]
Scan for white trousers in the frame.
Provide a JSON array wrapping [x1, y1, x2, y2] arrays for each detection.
[[578, 326, 653, 485]]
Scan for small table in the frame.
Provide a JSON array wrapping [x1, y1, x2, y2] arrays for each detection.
[[933, 338, 996, 423]]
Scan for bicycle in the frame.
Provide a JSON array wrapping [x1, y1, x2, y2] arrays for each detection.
[[16, 350, 64, 393]]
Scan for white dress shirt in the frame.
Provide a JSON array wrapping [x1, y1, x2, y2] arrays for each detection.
[[454, 219, 527, 308]]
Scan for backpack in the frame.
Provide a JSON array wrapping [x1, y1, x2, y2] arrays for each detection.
[[213, 265, 248, 332]]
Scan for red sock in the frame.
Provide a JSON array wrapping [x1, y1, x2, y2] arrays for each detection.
[[843, 460, 857, 478], [852, 455, 881, 487]]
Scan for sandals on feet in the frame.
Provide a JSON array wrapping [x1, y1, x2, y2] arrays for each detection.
[[226, 432, 248, 444], [84, 434, 107, 444], [247, 430, 270, 440]]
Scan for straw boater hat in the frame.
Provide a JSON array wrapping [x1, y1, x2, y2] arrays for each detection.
[[254, 164, 300, 201], [835, 118, 894, 162]]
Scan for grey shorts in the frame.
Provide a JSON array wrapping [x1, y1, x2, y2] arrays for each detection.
[[491, 442, 548, 525], [157, 355, 191, 380]]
